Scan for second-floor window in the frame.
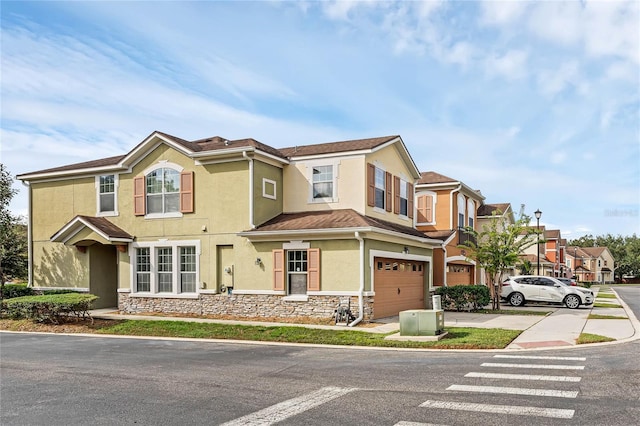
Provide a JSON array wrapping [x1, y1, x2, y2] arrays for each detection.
[[147, 168, 180, 214], [134, 163, 193, 217], [399, 180, 408, 216], [393, 177, 413, 218], [374, 167, 386, 209], [96, 174, 118, 216], [367, 163, 391, 212], [312, 165, 333, 199], [467, 199, 475, 228]]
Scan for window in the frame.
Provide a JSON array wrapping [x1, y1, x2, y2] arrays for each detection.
[[374, 167, 385, 209], [312, 165, 333, 199], [262, 178, 276, 200], [132, 241, 200, 295], [134, 163, 193, 217], [96, 174, 118, 216], [467, 199, 475, 228], [457, 194, 466, 228], [147, 168, 180, 214], [272, 248, 320, 294], [394, 177, 411, 217]]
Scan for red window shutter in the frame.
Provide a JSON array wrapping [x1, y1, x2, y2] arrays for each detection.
[[133, 176, 145, 216], [416, 195, 427, 223], [407, 182, 414, 219], [385, 171, 392, 212], [180, 171, 194, 213], [426, 195, 434, 223], [367, 163, 375, 207], [393, 176, 400, 214], [307, 248, 320, 291], [273, 249, 285, 291]]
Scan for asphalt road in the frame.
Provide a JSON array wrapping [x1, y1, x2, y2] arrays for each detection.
[[1, 287, 639, 426]]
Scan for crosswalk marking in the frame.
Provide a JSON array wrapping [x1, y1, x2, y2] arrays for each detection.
[[482, 362, 584, 370], [494, 354, 586, 361], [419, 400, 575, 419], [447, 384, 579, 398], [220, 386, 356, 426], [465, 372, 581, 382], [394, 422, 448, 426]]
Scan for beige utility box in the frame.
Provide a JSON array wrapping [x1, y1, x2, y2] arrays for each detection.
[[399, 309, 445, 336]]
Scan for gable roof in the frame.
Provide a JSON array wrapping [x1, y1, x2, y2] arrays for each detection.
[[544, 229, 561, 239], [279, 135, 399, 157], [477, 203, 511, 217], [417, 171, 457, 184], [51, 215, 133, 244]]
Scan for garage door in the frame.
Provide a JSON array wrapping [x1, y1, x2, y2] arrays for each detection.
[[373, 257, 426, 319], [447, 263, 473, 286]]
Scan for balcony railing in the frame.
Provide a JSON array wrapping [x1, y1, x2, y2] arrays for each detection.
[[458, 227, 477, 246]]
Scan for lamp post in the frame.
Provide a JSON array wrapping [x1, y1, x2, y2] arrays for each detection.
[[574, 246, 577, 281], [535, 209, 542, 275]]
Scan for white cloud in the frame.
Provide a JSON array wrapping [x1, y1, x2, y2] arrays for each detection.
[[480, 0, 528, 26], [536, 61, 583, 97], [485, 49, 529, 80]]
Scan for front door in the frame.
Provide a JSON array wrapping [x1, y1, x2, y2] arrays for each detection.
[[89, 244, 118, 308], [217, 245, 234, 292]]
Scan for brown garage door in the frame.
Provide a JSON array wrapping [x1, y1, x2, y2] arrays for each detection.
[[373, 257, 426, 319]]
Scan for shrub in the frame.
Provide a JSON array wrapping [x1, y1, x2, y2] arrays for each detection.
[[435, 285, 491, 312], [3, 293, 98, 324], [1, 283, 34, 299], [42, 289, 80, 295]]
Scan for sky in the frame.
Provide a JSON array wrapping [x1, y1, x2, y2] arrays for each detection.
[[1, 0, 639, 239]]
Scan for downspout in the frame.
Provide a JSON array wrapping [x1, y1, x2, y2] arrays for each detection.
[[242, 151, 255, 229], [442, 245, 447, 287], [348, 231, 365, 327], [21, 181, 33, 287], [449, 183, 462, 230]]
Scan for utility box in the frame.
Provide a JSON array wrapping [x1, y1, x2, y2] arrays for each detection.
[[399, 309, 444, 336]]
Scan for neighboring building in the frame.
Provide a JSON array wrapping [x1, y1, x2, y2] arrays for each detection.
[[543, 230, 567, 278], [520, 225, 554, 276], [567, 246, 615, 283], [476, 202, 516, 284], [414, 172, 485, 286], [18, 131, 443, 321]]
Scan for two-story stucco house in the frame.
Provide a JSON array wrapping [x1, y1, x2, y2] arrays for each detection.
[[567, 246, 615, 284], [18, 131, 443, 322], [413, 172, 485, 286]]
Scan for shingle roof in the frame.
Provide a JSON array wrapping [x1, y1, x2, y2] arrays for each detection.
[[278, 135, 399, 158], [19, 154, 126, 176], [77, 216, 133, 240], [477, 203, 511, 217], [544, 229, 561, 239], [423, 230, 455, 241], [417, 171, 457, 184], [579, 247, 607, 257], [246, 209, 430, 239]]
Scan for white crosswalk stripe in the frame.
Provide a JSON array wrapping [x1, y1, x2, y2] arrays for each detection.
[[447, 384, 579, 398], [494, 354, 586, 361], [419, 400, 575, 419], [481, 362, 584, 370], [465, 372, 581, 382], [220, 386, 356, 426]]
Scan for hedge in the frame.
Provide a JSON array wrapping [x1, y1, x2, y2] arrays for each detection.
[[1, 283, 34, 299], [3, 293, 98, 324], [435, 285, 491, 312]]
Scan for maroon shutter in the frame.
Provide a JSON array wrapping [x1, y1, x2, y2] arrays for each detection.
[[367, 163, 375, 207], [385, 171, 392, 212], [307, 248, 320, 291], [273, 249, 284, 291], [407, 182, 414, 219], [180, 171, 194, 213], [393, 176, 400, 214]]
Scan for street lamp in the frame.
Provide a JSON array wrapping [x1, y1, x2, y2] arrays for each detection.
[[535, 209, 542, 275], [574, 246, 577, 281]]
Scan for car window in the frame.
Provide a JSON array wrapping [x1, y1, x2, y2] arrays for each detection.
[[515, 277, 533, 285], [536, 278, 555, 286]]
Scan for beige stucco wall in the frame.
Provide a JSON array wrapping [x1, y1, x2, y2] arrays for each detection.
[[253, 160, 283, 226], [32, 241, 89, 288], [282, 155, 365, 214]]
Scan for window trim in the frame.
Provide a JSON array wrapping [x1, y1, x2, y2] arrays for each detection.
[[95, 174, 119, 217], [308, 161, 339, 203], [130, 240, 201, 296], [262, 178, 277, 200], [139, 162, 186, 219]]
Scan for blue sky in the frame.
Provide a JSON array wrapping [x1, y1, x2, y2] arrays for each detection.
[[1, 1, 639, 238]]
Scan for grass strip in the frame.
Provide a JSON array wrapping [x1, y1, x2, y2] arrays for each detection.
[[576, 333, 616, 344], [588, 314, 627, 320], [593, 303, 622, 308], [595, 293, 617, 299], [93, 319, 521, 349], [476, 309, 550, 316]]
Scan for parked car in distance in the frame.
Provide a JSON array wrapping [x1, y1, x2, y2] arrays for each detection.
[[501, 275, 594, 309], [557, 277, 577, 286]]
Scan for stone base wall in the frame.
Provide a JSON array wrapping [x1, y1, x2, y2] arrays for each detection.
[[119, 293, 374, 322]]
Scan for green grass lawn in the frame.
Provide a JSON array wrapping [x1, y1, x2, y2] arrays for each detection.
[[93, 319, 521, 349], [588, 314, 627, 320], [576, 333, 616, 344]]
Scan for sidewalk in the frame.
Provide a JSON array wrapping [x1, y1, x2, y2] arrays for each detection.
[[90, 287, 639, 350]]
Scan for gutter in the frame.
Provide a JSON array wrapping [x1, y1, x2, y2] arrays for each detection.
[[242, 152, 255, 229], [21, 181, 33, 287], [348, 231, 365, 327]]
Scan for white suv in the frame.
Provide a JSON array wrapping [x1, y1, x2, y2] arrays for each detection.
[[501, 275, 594, 309]]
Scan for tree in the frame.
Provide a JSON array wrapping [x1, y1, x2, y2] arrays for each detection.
[[1, 164, 28, 298], [459, 210, 540, 310]]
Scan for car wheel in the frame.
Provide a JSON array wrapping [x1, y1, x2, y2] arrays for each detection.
[[564, 294, 581, 309], [508, 292, 525, 307]]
